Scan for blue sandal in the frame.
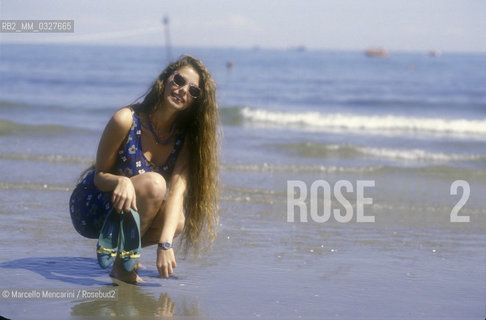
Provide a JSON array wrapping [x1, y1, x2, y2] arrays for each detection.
[[96, 208, 120, 269], [119, 209, 142, 272]]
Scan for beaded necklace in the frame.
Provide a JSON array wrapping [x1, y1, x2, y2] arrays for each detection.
[[148, 114, 176, 145]]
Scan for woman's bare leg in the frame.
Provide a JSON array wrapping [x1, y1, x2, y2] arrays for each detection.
[[110, 172, 167, 283], [141, 207, 185, 247]]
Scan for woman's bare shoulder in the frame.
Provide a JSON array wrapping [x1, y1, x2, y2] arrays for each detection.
[[109, 106, 135, 132]]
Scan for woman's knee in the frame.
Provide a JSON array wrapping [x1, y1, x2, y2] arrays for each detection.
[[132, 172, 167, 202]]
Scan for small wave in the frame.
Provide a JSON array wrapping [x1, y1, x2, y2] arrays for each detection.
[[220, 106, 246, 126], [0, 153, 94, 165], [0, 99, 117, 113], [220, 185, 286, 204], [220, 163, 382, 174], [238, 107, 486, 137], [0, 181, 71, 191], [276, 142, 483, 163], [0, 119, 88, 136], [220, 162, 486, 178], [275, 143, 360, 159], [0, 100, 32, 109], [357, 147, 482, 162]]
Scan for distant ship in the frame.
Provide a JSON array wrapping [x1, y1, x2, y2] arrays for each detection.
[[293, 45, 307, 52], [365, 48, 389, 57], [427, 50, 442, 57]]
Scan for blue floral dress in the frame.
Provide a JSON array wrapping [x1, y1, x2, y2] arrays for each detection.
[[69, 110, 185, 238]]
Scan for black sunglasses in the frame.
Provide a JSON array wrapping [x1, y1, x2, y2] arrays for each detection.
[[172, 71, 201, 99]]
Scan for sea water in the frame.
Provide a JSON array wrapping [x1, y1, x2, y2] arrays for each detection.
[[0, 43, 485, 319]]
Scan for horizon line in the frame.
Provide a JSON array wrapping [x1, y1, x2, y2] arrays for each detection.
[[1, 40, 486, 55]]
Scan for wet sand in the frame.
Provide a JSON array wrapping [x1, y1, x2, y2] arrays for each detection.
[[0, 167, 485, 319]]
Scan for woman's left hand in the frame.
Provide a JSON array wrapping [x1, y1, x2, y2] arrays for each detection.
[[156, 247, 177, 278]]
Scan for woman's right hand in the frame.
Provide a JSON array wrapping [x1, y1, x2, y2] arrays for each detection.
[[111, 176, 138, 213]]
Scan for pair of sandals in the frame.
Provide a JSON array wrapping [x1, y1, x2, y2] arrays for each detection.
[[96, 208, 141, 272]]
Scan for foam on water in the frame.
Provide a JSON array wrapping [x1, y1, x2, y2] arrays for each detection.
[[0, 152, 94, 165], [240, 107, 486, 138], [358, 146, 482, 162]]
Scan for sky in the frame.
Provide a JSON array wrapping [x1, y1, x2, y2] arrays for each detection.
[[0, 0, 485, 53]]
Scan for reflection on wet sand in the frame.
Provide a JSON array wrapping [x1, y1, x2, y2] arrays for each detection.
[[0, 256, 201, 318], [71, 279, 201, 318]]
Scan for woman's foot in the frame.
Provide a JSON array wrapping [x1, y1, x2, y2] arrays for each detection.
[[109, 257, 143, 284], [134, 262, 146, 272]]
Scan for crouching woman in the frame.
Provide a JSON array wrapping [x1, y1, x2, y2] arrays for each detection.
[[69, 55, 219, 283]]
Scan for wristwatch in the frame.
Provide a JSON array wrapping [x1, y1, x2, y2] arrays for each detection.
[[158, 242, 172, 250]]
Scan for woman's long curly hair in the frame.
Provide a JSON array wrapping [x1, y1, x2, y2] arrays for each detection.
[[134, 55, 220, 254]]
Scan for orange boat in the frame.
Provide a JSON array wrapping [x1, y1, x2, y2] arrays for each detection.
[[365, 48, 389, 57]]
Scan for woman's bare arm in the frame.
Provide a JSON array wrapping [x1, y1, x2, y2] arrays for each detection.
[[93, 107, 138, 212], [156, 142, 189, 278], [160, 142, 189, 243]]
